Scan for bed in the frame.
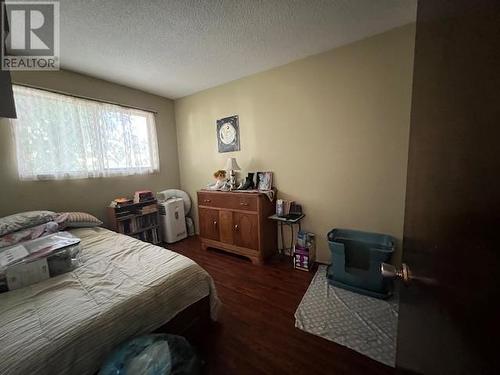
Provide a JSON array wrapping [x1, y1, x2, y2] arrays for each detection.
[[0, 227, 219, 375]]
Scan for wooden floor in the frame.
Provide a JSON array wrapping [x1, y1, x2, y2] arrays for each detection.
[[166, 236, 393, 375]]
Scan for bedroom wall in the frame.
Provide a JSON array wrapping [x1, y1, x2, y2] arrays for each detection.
[[0, 70, 180, 225], [174, 25, 416, 264]]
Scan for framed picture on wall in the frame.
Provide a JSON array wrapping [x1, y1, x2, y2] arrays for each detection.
[[216, 115, 240, 153]]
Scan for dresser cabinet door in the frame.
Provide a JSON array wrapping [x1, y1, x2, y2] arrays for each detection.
[[218, 210, 234, 244], [199, 208, 220, 241], [233, 212, 259, 250]]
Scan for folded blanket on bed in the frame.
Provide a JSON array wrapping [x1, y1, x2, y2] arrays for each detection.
[[0, 221, 60, 249]]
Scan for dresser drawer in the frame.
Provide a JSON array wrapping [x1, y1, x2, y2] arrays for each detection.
[[198, 192, 258, 211], [198, 192, 221, 207], [223, 194, 258, 211]]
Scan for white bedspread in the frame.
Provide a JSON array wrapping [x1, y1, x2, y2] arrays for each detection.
[[0, 228, 219, 375]]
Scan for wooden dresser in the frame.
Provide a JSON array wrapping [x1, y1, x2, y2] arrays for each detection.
[[197, 190, 277, 264]]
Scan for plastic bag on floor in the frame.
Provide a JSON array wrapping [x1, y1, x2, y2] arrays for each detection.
[[99, 334, 201, 375]]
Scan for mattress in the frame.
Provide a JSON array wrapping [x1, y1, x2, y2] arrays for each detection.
[[0, 227, 219, 375]]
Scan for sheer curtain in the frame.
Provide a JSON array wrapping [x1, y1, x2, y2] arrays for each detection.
[[11, 85, 160, 180]]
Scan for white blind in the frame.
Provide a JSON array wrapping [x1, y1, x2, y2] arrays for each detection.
[[11, 85, 160, 180]]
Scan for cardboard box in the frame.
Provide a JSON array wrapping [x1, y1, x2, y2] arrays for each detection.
[[293, 232, 316, 271], [5, 258, 50, 291]]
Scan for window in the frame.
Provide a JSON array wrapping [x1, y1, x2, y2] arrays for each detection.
[[11, 85, 160, 180]]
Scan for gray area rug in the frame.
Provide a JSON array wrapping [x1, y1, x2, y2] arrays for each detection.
[[295, 265, 399, 367]]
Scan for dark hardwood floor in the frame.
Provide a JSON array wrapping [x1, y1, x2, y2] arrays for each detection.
[[166, 236, 393, 375]]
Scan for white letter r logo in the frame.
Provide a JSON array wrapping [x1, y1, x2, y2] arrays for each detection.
[[10, 9, 49, 50]]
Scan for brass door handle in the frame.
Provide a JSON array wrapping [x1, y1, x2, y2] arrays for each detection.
[[381, 263, 412, 285], [382, 263, 438, 287]]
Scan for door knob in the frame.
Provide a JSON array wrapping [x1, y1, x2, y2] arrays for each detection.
[[381, 263, 412, 285], [234, 224, 239, 231], [381, 262, 439, 287], [213, 220, 217, 226]]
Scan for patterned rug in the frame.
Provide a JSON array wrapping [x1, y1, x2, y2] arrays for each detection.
[[295, 265, 399, 367]]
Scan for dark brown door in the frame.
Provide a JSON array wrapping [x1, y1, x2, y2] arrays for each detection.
[[198, 208, 220, 241], [396, 1, 500, 374], [233, 212, 258, 250]]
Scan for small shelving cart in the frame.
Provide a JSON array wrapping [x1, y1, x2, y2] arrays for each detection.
[[107, 200, 161, 245]]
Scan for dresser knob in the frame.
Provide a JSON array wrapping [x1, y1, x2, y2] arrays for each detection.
[[213, 220, 217, 226], [240, 202, 249, 206], [234, 224, 239, 231], [204, 199, 211, 203]]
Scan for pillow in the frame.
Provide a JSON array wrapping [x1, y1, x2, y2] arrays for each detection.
[[59, 212, 103, 228], [0, 211, 57, 236]]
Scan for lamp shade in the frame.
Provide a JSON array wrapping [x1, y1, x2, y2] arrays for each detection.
[[225, 157, 241, 171]]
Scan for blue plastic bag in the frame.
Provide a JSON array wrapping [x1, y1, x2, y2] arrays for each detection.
[[99, 334, 200, 375]]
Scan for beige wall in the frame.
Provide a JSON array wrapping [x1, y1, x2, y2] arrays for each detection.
[[175, 25, 415, 263], [0, 70, 180, 224]]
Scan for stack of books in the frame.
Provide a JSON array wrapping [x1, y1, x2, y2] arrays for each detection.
[[135, 212, 157, 229], [116, 203, 159, 238], [138, 204, 158, 215], [133, 190, 155, 203], [110, 198, 133, 208], [133, 228, 159, 244]]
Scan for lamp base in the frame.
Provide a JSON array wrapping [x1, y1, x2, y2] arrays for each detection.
[[229, 170, 236, 191]]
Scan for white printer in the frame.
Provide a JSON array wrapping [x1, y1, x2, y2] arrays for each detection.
[[158, 198, 187, 243]]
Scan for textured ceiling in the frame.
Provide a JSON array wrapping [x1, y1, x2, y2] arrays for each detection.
[[58, 0, 417, 99]]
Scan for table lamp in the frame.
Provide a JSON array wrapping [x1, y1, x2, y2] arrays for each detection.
[[225, 157, 241, 191]]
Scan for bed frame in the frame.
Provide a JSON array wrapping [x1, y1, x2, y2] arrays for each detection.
[[154, 296, 213, 346]]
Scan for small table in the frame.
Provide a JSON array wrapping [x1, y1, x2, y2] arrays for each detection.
[[268, 214, 305, 255]]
